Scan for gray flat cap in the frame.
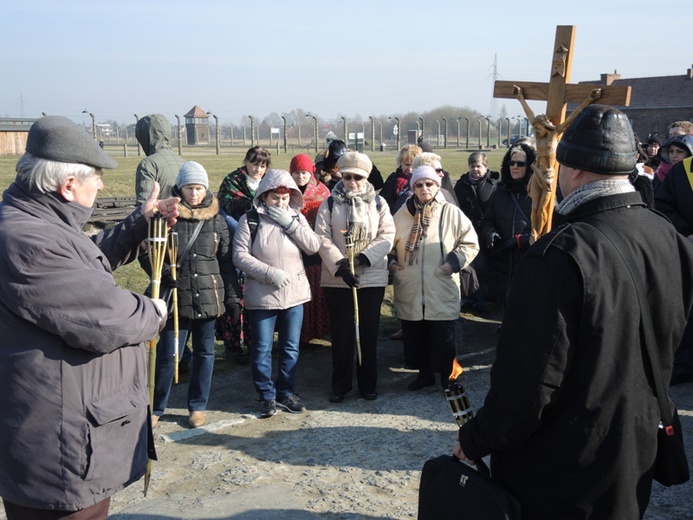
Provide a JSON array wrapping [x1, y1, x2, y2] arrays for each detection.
[[26, 116, 118, 169]]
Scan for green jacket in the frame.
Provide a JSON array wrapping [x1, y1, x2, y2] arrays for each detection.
[[135, 114, 185, 205]]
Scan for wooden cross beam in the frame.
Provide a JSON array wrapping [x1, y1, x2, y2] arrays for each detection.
[[492, 25, 632, 241], [493, 26, 631, 127]]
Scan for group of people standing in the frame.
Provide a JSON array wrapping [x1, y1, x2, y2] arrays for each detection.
[[136, 116, 488, 422], [1, 109, 692, 519]]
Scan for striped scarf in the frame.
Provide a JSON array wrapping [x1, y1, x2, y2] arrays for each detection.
[[405, 198, 437, 265], [557, 179, 634, 215], [332, 181, 375, 255]]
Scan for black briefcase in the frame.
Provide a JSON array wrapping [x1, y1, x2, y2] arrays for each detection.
[[418, 455, 521, 520]]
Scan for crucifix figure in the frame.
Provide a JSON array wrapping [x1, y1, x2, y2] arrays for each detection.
[[515, 84, 602, 242], [494, 25, 631, 242]]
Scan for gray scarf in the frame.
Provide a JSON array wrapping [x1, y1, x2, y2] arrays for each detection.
[[557, 179, 634, 216]]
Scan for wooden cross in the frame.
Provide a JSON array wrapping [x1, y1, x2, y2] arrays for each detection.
[[493, 25, 632, 240]]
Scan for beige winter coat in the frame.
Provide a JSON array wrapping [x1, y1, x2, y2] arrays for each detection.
[[391, 198, 479, 321], [315, 188, 395, 288]]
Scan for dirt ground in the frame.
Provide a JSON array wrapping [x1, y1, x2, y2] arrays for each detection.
[[3, 303, 691, 519], [103, 307, 503, 519]]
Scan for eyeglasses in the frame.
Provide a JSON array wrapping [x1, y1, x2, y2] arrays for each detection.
[[508, 160, 526, 167], [434, 168, 444, 174], [414, 181, 437, 189], [343, 174, 365, 181]]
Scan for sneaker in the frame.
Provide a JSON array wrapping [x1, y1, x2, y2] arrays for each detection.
[[277, 394, 306, 414], [260, 399, 277, 418]]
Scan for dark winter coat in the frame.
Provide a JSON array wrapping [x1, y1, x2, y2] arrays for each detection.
[[459, 192, 693, 519], [168, 188, 240, 320], [135, 114, 185, 205], [454, 170, 500, 232], [479, 180, 532, 302], [655, 156, 693, 236], [0, 179, 162, 511]]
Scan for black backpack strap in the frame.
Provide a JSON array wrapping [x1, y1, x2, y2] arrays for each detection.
[[246, 207, 260, 245]]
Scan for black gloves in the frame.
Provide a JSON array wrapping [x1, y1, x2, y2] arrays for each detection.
[[225, 302, 242, 324], [485, 231, 501, 250], [335, 258, 361, 289], [162, 271, 180, 289], [354, 253, 370, 267]]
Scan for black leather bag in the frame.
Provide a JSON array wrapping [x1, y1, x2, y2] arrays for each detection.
[[654, 400, 690, 486], [418, 455, 521, 520]]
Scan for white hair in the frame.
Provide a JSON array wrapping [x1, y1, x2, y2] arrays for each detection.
[[15, 153, 96, 194], [412, 152, 442, 169]]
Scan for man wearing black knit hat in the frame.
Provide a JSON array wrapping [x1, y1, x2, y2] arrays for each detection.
[[454, 105, 693, 518]]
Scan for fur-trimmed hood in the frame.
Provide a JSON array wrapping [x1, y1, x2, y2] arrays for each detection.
[[173, 187, 220, 221]]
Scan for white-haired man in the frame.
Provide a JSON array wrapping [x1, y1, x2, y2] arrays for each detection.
[[0, 116, 179, 519]]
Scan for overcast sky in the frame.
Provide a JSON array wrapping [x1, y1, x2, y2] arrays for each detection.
[[2, 0, 687, 126]]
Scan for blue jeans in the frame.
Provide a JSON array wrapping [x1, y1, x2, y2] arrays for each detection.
[[153, 317, 216, 415], [248, 306, 303, 401]]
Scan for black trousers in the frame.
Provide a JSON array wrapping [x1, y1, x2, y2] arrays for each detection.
[[324, 286, 385, 395], [401, 319, 456, 377], [3, 498, 110, 520]]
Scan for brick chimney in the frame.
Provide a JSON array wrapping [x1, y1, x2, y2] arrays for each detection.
[[599, 70, 622, 86]]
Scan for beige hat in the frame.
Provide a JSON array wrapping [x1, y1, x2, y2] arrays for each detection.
[[337, 151, 372, 178]]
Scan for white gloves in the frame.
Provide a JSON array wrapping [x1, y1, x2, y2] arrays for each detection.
[[267, 206, 294, 229], [272, 270, 291, 288]]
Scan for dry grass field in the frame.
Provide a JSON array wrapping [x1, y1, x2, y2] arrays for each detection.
[[0, 143, 508, 295]]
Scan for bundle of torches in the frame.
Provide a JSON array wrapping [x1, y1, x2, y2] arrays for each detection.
[[445, 358, 474, 427], [144, 214, 179, 495]]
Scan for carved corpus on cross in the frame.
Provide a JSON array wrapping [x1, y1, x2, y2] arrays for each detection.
[[493, 25, 631, 242]]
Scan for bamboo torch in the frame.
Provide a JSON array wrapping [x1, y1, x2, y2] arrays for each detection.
[[343, 230, 362, 366], [144, 213, 168, 496], [167, 231, 179, 384]]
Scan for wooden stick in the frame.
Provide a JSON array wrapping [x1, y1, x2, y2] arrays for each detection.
[[167, 232, 179, 385], [144, 214, 168, 496], [344, 231, 362, 366]]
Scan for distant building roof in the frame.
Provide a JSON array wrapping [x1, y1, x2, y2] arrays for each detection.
[[184, 105, 209, 118], [579, 66, 693, 109], [0, 117, 37, 132]]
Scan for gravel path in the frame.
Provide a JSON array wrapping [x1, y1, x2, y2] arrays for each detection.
[[2, 310, 691, 519]]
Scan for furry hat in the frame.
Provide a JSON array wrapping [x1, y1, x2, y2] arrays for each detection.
[[337, 151, 372, 178]]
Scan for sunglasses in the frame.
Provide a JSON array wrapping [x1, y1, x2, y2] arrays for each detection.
[[414, 181, 437, 189], [343, 174, 365, 181], [508, 160, 526, 167]]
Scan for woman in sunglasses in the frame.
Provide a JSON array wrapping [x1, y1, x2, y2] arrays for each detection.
[[315, 151, 395, 403], [480, 144, 537, 305], [389, 166, 479, 391]]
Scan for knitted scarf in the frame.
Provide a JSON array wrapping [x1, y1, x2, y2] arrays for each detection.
[[394, 167, 411, 196], [405, 198, 438, 265], [332, 180, 375, 255], [557, 179, 635, 215]]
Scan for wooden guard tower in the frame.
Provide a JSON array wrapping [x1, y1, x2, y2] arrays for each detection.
[[184, 105, 210, 146]]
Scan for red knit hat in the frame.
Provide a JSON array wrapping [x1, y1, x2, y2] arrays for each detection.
[[290, 153, 314, 174]]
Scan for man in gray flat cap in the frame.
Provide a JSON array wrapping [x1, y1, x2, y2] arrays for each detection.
[[454, 105, 693, 517], [0, 116, 179, 519]]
